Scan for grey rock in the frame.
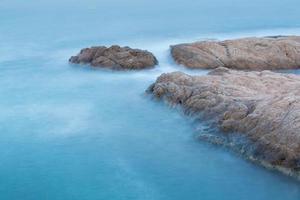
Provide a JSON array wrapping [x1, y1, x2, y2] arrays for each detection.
[[171, 36, 300, 70]]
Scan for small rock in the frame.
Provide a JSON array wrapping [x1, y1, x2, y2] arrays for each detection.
[[69, 45, 158, 70]]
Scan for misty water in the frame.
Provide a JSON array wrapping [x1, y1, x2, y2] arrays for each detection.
[[1, 0, 300, 199]]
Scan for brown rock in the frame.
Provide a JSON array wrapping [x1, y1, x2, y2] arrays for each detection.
[[171, 36, 300, 70], [148, 67, 300, 177], [69, 45, 158, 70]]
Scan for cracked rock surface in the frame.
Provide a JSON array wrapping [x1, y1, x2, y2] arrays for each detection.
[[171, 36, 300, 70], [148, 67, 300, 175], [69, 45, 158, 70]]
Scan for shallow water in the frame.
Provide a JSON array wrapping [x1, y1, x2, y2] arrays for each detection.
[[1, 0, 300, 199]]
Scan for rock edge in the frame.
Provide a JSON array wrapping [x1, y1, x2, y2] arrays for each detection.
[[148, 67, 300, 178]]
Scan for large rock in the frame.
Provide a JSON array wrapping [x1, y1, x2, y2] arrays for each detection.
[[69, 45, 158, 70], [148, 67, 300, 177], [171, 36, 300, 70]]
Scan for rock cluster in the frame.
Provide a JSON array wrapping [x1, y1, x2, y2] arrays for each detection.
[[171, 36, 300, 70], [69, 45, 158, 70], [148, 67, 300, 176]]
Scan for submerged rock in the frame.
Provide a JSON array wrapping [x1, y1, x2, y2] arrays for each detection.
[[148, 67, 300, 177], [69, 45, 158, 70], [171, 36, 300, 70]]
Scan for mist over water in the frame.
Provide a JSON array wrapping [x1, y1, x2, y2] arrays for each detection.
[[1, 0, 300, 199]]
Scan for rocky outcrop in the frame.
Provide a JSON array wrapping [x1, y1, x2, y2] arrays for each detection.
[[171, 36, 300, 70], [148, 67, 300, 178], [69, 45, 158, 70]]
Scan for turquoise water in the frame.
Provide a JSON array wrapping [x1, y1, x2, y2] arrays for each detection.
[[1, 0, 300, 199]]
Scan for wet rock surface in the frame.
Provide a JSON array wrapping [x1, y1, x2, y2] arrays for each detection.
[[171, 36, 300, 70], [69, 45, 158, 70], [148, 67, 300, 177]]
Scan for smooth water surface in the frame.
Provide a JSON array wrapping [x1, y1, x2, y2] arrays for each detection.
[[1, 0, 300, 199]]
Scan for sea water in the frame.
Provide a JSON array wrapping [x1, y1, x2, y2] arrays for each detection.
[[0, 0, 300, 199]]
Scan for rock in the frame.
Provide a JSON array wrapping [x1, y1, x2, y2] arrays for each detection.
[[69, 45, 158, 70], [148, 67, 300, 177], [171, 36, 300, 70]]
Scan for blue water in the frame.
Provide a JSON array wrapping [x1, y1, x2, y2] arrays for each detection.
[[1, 0, 300, 199]]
